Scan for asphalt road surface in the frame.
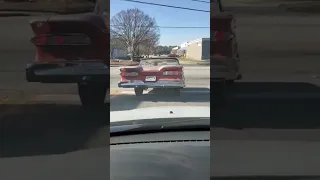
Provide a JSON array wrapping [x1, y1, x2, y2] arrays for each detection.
[[1, 4, 320, 158], [110, 66, 210, 111]]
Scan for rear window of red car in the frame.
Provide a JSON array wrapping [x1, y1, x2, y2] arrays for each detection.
[[140, 59, 179, 66]]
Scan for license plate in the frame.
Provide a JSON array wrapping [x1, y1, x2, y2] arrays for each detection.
[[145, 76, 156, 82]]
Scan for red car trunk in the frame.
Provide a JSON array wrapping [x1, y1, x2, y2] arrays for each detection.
[[120, 65, 183, 82], [30, 14, 109, 63], [211, 13, 237, 58]]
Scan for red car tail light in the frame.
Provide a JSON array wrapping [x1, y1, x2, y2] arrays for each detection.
[[213, 31, 233, 41], [56, 36, 64, 45], [33, 35, 48, 46], [31, 21, 50, 35], [31, 34, 91, 46], [215, 31, 224, 41], [163, 71, 182, 76]]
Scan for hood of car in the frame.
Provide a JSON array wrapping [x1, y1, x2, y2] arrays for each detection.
[[110, 106, 210, 123]]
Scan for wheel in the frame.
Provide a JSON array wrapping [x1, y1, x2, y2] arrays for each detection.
[[78, 83, 107, 107], [134, 88, 144, 96], [211, 81, 226, 106]]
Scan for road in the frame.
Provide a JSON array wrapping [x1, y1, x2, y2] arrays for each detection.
[[1, 2, 320, 158], [212, 2, 320, 130], [110, 66, 210, 111]]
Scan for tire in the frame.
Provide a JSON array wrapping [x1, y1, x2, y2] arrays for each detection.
[[78, 83, 107, 107], [211, 81, 226, 106], [134, 88, 144, 96]]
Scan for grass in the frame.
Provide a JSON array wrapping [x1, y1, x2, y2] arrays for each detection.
[[179, 57, 210, 65], [178, 57, 200, 62]]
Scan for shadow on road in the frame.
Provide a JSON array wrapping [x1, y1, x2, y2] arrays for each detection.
[[212, 82, 320, 129], [0, 104, 109, 158], [230, 82, 320, 93], [110, 87, 210, 111]]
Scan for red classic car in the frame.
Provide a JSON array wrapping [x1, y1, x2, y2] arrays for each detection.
[[211, 0, 242, 102], [167, 54, 178, 57], [26, 4, 110, 107], [118, 58, 185, 96]]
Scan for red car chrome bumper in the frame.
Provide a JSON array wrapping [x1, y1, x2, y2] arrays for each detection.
[[211, 57, 241, 80], [118, 80, 185, 88], [26, 62, 109, 83]]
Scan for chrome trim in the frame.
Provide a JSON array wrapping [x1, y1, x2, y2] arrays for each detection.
[[34, 64, 109, 76], [118, 80, 185, 88]]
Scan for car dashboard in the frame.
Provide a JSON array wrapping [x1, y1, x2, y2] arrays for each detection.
[[111, 131, 210, 180]]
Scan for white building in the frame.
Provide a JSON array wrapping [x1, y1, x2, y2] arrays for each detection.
[[180, 42, 189, 48], [112, 48, 127, 59]]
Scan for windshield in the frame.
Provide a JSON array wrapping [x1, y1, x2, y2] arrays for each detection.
[[2, 0, 319, 178], [110, 0, 210, 124], [139, 59, 180, 66]]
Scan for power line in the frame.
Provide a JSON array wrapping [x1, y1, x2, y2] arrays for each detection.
[[191, 0, 210, 3], [120, 0, 209, 13], [110, 25, 209, 28]]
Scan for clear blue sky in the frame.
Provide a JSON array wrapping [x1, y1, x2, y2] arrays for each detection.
[[110, 0, 210, 46]]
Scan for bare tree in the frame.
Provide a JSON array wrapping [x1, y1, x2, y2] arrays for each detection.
[[140, 33, 159, 57], [110, 8, 160, 61]]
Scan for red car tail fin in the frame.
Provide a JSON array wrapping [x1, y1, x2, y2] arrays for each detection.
[[211, 13, 237, 58], [161, 66, 183, 72], [30, 20, 50, 36]]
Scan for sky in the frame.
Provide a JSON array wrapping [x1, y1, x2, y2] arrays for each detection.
[[110, 0, 210, 46]]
